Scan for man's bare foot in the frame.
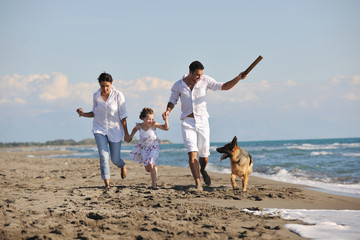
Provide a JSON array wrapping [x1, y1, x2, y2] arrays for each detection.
[[201, 170, 211, 186]]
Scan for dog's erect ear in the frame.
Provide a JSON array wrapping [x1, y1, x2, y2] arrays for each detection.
[[231, 136, 238, 147]]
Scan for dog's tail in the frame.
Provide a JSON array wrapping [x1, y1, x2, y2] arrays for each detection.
[[249, 154, 253, 174], [249, 154, 253, 166]]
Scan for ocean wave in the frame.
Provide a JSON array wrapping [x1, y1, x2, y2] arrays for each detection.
[[67, 146, 97, 152], [333, 142, 360, 148], [287, 143, 337, 150], [286, 142, 360, 151], [311, 151, 333, 156], [252, 170, 360, 197], [206, 163, 231, 174], [243, 208, 360, 240], [209, 146, 220, 151], [343, 153, 360, 157], [208, 165, 360, 197], [160, 148, 186, 153]]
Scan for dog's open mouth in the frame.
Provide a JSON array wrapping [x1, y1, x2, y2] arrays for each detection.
[[220, 153, 230, 161]]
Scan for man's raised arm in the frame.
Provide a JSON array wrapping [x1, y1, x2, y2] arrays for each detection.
[[222, 72, 247, 90]]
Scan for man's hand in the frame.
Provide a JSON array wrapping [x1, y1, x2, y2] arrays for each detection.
[[222, 72, 248, 90], [239, 72, 248, 80]]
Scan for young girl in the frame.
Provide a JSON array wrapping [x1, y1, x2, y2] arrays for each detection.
[[129, 108, 169, 189]]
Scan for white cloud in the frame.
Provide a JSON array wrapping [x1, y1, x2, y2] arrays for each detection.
[[0, 73, 175, 123], [300, 101, 308, 108], [299, 100, 319, 108], [286, 80, 297, 87], [1, 72, 359, 142], [117, 77, 173, 96], [209, 79, 299, 106], [332, 75, 360, 85], [1, 74, 35, 104], [332, 75, 344, 84], [330, 75, 360, 102], [343, 93, 359, 101], [1, 72, 359, 115], [227, 92, 259, 103], [0, 73, 100, 106], [38, 73, 70, 101], [71, 82, 98, 103], [0, 73, 71, 104], [14, 98, 26, 104], [260, 80, 271, 89], [351, 75, 360, 85]]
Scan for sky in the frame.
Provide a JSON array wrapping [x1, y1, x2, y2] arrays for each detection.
[[0, 0, 359, 143]]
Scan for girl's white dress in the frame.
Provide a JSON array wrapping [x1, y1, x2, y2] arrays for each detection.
[[129, 125, 159, 166]]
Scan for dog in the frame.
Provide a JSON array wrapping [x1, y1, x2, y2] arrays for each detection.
[[216, 136, 253, 191]]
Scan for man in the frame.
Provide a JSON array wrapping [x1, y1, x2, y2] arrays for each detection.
[[162, 61, 247, 190]]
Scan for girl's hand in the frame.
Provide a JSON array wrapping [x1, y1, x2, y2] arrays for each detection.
[[124, 134, 132, 143], [162, 109, 170, 120], [162, 112, 168, 120]]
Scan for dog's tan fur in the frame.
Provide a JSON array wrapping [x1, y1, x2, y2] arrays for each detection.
[[216, 136, 253, 191]]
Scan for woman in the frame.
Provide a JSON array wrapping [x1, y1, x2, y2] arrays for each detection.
[[76, 72, 131, 189]]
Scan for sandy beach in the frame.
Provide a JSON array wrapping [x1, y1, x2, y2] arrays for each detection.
[[1, 149, 359, 240]]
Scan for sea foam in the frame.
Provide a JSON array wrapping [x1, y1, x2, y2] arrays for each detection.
[[243, 208, 360, 240]]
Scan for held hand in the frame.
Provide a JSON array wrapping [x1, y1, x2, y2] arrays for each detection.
[[124, 134, 132, 143], [76, 108, 83, 117], [162, 112, 168, 121], [162, 110, 169, 120]]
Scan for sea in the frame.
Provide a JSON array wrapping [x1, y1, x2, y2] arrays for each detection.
[[26, 137, 360, 239]]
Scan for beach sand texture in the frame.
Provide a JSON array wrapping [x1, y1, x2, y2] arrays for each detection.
[[1, 150, 359, 239]]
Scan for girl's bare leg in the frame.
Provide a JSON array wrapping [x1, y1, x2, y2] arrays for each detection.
[[151, 166, 158, 189], [145, 164, 158, 189]]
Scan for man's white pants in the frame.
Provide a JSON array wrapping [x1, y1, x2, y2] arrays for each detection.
[[181, 117, 210, 158]]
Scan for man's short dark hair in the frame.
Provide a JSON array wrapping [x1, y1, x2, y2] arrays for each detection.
[[189, 61, 204, 72]]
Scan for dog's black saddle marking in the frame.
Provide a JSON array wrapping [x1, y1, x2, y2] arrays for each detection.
[[235, 154, 253, 166]]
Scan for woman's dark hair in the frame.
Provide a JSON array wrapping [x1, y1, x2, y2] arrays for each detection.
[[98, 72, 113, 83], [139, 108, 154, 120], [189, 61, 204, 72]]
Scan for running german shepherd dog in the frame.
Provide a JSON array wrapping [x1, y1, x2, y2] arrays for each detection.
[[216, 136, 253, 191]]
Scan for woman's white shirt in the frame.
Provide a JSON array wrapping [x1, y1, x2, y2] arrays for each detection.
[[92, 86, 127, 142]]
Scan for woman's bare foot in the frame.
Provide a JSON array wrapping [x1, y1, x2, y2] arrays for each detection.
[[121, 166, 127, 179], [104, 179, 110, 189]]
